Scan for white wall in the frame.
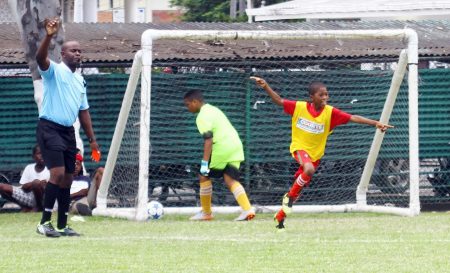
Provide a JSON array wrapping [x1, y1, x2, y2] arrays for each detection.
[[247, 0, 450, 22], [145, 0, 177, 11], [98, 0, 177, 11]]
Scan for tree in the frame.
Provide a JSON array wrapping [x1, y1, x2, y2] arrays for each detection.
[[9, 0, 64, 111], [8, 0, 86, 168], [170, 0, 285, 22]]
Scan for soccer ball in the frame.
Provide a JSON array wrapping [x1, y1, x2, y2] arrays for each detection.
[[147, 200, 164, 220]]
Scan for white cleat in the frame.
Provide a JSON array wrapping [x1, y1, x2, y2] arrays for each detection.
[[189, 211, 213, 221], [281, 193, 293, 214], [234, 208, 256, 221]]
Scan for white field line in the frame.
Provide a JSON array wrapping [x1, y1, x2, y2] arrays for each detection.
[[2, 235, 450, 244]]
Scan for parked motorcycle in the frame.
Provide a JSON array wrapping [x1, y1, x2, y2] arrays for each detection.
[[427, 157, 450, 197]]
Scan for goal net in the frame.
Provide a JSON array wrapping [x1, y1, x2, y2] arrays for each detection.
[[93, 29, 420, 221]]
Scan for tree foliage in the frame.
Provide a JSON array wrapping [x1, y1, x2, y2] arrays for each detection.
[[170, 0, 285, 22]]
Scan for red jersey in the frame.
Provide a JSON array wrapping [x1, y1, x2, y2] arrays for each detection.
[[283, 99, 351, 130], [283, 99, 352, 161]]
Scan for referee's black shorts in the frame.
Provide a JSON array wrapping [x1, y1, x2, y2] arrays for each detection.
[[36, 118, 77, 173]]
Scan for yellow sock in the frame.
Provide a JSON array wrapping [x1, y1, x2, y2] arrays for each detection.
[[230, 181, 251, 211], [199, 180, 212, 214]]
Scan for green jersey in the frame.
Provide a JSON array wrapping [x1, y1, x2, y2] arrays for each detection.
[[196, 104, 244, 168]]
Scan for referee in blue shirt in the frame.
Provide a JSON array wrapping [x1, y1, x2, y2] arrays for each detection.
[[35, 18, 100, 237]]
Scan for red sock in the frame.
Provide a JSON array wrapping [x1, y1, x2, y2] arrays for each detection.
[[288, 173, 311, 199], [275, 209, 286, 222]]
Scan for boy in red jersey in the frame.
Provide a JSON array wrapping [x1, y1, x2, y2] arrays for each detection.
[[250, 76, 393, 230]]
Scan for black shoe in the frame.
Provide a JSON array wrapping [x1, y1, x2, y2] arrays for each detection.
[[275, 219, 285, 230], [56, 226, 81, 236], [76, 203, 92, 216], [274, 214, 286, 230], [36, 221, 61, 238]]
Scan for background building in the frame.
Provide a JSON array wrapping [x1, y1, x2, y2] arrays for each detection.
[[246, 0, 450, 22], [97, 0, 182, 23], [0, 0, 182, 23]]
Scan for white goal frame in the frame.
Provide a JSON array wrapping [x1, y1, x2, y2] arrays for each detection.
[[93, 29, 420, 221]]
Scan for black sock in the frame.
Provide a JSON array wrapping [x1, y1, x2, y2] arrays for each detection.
[[57, 187, 71, 229], [40, 182, 59, 224]]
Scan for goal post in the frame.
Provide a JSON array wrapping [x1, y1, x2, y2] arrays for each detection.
[[356, 49, 420, 216], [94, 50, 146, 220], [93, 28, 419, 220]]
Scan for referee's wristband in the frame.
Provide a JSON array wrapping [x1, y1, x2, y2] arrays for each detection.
[[88, 138, 96, 143]]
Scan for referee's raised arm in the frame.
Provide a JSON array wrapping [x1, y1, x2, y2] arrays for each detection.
[[36, 18, 59, 71]]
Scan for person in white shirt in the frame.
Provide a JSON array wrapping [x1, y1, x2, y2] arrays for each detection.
[[0, 145, 50, 211]]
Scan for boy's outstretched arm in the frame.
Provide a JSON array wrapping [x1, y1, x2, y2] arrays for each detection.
[[250, 76, 284, 107], [350, 115, 394, 132]]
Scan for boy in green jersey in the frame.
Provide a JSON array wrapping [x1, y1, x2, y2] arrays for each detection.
[[184, 90, 255, 221]]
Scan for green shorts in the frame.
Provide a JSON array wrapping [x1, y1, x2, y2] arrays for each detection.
[[209, 161, 241, 181], [210, 161, 240, 170]]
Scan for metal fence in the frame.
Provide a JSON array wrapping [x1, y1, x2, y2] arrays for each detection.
[[0, 60, 449, 208]]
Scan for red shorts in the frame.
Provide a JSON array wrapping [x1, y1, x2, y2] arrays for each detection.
[[293, 150, 320, 170]]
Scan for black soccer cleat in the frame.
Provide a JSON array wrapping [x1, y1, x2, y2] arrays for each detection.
[[36, 221, 61, 238], [275, 219, 285, 230], [274, 213, 286, 230], [56, 226, 81, 236]]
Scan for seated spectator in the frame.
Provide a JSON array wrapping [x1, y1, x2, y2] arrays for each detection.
[[69, 152, 103, 216], [0, 145, 50, 212]]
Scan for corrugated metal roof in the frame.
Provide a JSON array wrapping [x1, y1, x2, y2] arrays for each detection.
[[0, 20, 449, 64]]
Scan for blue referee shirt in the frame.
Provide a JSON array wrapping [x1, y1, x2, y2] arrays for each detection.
[[38, 60, 89, 127]]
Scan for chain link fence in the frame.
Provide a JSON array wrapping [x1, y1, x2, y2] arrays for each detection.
[[0, 58, 450, 209]]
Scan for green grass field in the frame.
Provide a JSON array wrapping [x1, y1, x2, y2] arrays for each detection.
[[1, 212, 449, 273]]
